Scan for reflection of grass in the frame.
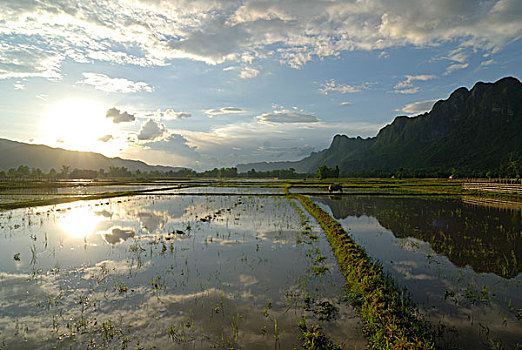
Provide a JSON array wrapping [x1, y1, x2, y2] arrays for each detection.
[[293, 193, 435, 349]]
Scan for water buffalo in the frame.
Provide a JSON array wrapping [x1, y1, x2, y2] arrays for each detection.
[[328, 184, 342, 193]]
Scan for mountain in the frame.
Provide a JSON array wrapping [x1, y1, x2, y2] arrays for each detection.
[[0, 138, 185, 172], [237, 77, 522, 175]]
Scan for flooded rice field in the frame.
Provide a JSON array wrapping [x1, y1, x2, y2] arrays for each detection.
[[314, 196, 522, 349], [0, 194, 366, 349], [1, 186, 521, 349]]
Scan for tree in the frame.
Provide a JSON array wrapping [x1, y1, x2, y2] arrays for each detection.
[[60, 165, 70, 179], [48, 168, 57, 181], [316, 165, 340, 179], [32, 168, 43, 180]]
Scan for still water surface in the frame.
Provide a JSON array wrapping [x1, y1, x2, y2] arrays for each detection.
[[314, 196, 522, 349], [0, 194, 365, 349]]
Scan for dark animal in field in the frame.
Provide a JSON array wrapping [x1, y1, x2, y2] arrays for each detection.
[[328, 184, 343, 193]]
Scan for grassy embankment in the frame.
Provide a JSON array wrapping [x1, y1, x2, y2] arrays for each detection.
[[0, 187, 182, 210], [289, 190, 435, 349]]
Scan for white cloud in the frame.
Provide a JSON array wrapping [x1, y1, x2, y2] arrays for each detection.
[[239, 66, 260, 79], [393, 74, 436, 94], [122, 133, 200, 168], [481, 59, 495, 66], [164, 118, 385, 169], [340, 101, 352, 107], [137, 119, 168, 141], [205, 107, 246, 117], [444, 63, 469, 75], [441, 48, 469, 63], [394, 75, 436, 89], [320, 79, 373, 95], [256, 109, 319, 123], [1, 0, 518, 78], [148, 109, 192, 120], [0, 42, 62, 80], [106, 107, 135, 123], [77, 73, 153, 93], [398, 99, 438, 115], [143, 134, 200, 158], [394, 87, 420, 94]]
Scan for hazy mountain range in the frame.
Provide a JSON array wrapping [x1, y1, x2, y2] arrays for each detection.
[[237, 77, 522, 174], [0, 139, 184, 173]]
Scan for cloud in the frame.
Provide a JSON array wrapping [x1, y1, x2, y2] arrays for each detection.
[[120, 114, 385, 170], [137, 119, 168, 141], [77, 73, 153, 93], [142, 133, 200, 160], [340, 101, 352, 107], [444, 63, 469, 75], [256, 109, 319, 123], [393, 74, 436, 94], [0, 0, 519, 81], [394, 75, 437, 89], [481, 59, 495, 66], [98, 134, 113, 142], [398, 99, 438, 115], [106, 107, 135, 123], [205, 107, 246, 117], [440, 48, 469, 63], [0, 42, 62, 80], [165, 118, 385, 169], [239, 66, 260, 79], [148, 109, 192, 120], [320, 80, 373, 95], [394, 87, 420, 94], [122, 133, 201, 169]]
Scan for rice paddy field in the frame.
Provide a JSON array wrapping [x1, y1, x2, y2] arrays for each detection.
[[0, 179, 520, 349]]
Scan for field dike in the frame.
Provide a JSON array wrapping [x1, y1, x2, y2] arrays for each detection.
[[291, 193, 435, 349]]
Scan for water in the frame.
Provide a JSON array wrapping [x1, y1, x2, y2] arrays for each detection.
[[313, 195, 522, 349], [0, 194, 366, 349]]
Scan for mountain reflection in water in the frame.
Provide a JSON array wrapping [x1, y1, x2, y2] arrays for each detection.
[[316, 196, 521, 278]]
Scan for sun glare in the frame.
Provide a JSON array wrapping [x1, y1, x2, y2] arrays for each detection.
[[59, 206, 102, 239], [43, 99, 112, 152]]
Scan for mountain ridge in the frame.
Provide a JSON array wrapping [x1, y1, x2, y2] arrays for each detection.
[[237, 76, 522, 175], [0, 138, 185, 173]]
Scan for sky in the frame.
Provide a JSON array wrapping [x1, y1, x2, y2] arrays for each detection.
[[1, 0, 521, 170]]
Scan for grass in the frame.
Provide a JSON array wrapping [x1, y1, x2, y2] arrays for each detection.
[[291, 193, 436, 350]]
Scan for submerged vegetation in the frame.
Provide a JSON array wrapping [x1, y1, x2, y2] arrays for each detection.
[[0, 178, 521, 349], [292, 193, 435, 349]]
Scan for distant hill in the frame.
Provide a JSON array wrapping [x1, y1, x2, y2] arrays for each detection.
[[237, 76, 522, 175], [0, 138, 185, 173]]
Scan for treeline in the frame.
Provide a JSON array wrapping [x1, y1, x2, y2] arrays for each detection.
[[0, 165, 197, 181], [0, 165, 307, 181], [197, 167, 306, 179], [2, 157, 521, 181]]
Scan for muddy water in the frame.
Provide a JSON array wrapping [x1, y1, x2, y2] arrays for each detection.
[[314, 196, 522, 349], [0, 194, 366, 349]]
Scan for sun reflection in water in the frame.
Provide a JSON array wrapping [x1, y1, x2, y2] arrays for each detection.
[[59, 207, 102, 239]]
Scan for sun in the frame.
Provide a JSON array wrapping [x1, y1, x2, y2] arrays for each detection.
[[42, 99, 113, 152]]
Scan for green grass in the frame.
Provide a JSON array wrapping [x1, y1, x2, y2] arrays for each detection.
[[292, 193, 435, 350]]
